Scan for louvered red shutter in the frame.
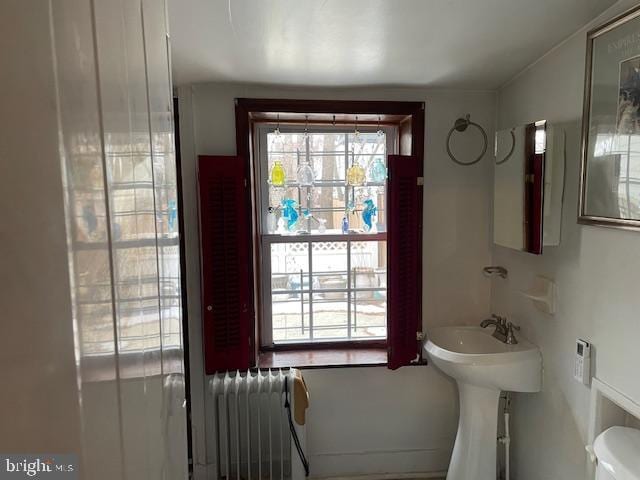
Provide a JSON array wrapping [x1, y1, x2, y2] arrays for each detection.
[[198, 155, 252, 374], [387, 154, 423, 370]]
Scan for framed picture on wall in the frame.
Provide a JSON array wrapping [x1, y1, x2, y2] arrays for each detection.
[[580, 4, 640, 229]]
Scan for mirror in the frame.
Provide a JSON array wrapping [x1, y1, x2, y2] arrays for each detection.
[[493, 120, 565, 254]]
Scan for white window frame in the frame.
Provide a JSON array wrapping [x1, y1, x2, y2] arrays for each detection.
[[255, 123, 398, 346]]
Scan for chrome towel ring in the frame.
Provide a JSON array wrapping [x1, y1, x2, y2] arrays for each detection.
[[446, 114, 488, 166], [496, 129, 516, 165]]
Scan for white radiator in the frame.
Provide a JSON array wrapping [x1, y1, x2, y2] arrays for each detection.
[[210, 369, 308, 480]]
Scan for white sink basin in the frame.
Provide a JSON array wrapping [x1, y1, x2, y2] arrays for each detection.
[[425, 326, 541, 392], [424, 326, 542, 480]]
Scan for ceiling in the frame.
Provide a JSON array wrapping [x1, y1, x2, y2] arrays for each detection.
[[168, 0, 616, 89]]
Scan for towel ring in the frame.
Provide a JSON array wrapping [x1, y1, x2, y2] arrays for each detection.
[[496, 129, 516, 165], [446, 114, 488, 166]]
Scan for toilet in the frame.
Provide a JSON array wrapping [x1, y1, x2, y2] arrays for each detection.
[[594, 427, 640, 480]]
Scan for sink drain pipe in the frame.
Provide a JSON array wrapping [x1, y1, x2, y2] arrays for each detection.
[[498, 392, 512, 480]]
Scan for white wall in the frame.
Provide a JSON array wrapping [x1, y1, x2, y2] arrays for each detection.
[[177, 83, 497, 478], [494, 127, 526, 250], [492, 2, 640, 479], [0, 2, 187, 479]]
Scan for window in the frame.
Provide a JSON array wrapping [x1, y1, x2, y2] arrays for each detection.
[[198, 99, 424, 372], [257, 126, 395, 346]]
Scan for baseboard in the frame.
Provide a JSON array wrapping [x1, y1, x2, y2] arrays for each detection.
[[311, 472, 447, 480], [308, 446, 450, 478]]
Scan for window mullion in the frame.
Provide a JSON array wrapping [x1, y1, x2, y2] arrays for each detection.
[[306, 134, 311, 232], [344, 133, 349, 230], [345, 132, 351, 340], [347, 239, 352, 340], [308, 240, 313, 341]]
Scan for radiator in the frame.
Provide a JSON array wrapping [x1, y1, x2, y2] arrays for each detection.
[[210, 369, 308, 480]]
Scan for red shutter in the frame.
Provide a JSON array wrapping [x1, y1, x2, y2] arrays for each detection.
[[387, 155, 423, 370], [528, 153, 544, 254], [198, 155, 252, 373], [523, 122, 544, 255]]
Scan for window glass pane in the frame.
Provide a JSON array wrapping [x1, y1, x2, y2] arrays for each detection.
[[348, 132, 386, 156], [351, 291, 386, 339], [270, 242, 309, 292], [308, 133, 345, 154], [268, 132, 306, 154], [350, 241, 387, 288], [312, 293, 348, 340], [350, 241, 386, 339], [310, 154, 345, 182], [272, 293, 310, 342], [311, 242, 347, 291], [308, 209, 345, 233], [307, 186, 345, 217]]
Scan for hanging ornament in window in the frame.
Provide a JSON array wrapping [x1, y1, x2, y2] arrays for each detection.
[[274, 114, 282, 138], [268, 115, 286, 187], [269, 160, 286, 187], [354, 187, 369, 206], [316, 218, 327, 233], [362, 199, 378, 232], [341, 214, 349, 234], [302, 209, 327, 233], [266, 206, 278, 234], [367, 157, 388, 183], [296, 148, 315, 186], [346, 150, 365, 186], [281, 198, 299, 231], [354, 115, 361, 139], [269, 186, 285, 207]]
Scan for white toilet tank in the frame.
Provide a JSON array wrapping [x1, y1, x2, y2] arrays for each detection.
[[594, 427, 640, 480]]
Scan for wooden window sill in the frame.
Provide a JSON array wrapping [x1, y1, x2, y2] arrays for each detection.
[[257, 347, 389, 369]]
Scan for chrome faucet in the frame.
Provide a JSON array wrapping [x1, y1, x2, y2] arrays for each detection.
[[480, 314, 508, 342], [480, 315, 521, 344], [505, 322, 521, 345]]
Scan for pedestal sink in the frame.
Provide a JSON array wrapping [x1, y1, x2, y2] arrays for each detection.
[[424, 326, 542, 480]]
